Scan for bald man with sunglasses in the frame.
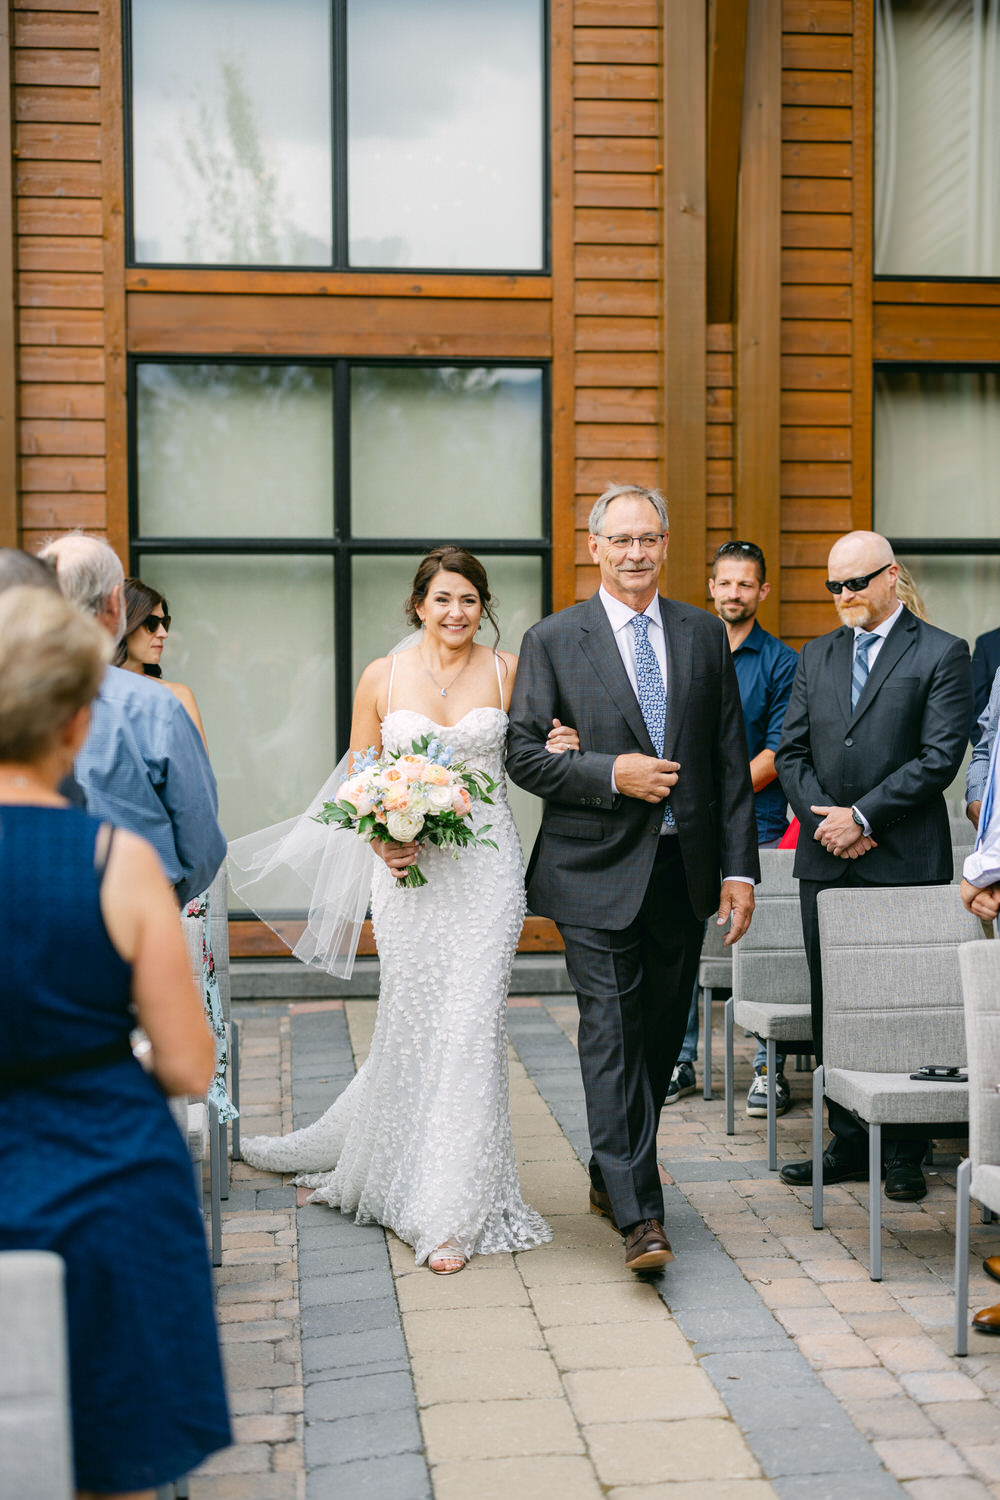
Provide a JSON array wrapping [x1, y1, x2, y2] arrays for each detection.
[[775, 530, 972, 1201]]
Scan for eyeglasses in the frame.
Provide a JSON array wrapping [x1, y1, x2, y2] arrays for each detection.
[[140, 611, 170, 633], [596, 533, 666, 551], [824, 562, 892, 596]]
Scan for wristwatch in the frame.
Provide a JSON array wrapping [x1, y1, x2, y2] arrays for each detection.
[[851, 808, 865, 829]]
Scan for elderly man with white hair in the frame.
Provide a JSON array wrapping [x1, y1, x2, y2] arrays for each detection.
[[40, 532, 225, 906]]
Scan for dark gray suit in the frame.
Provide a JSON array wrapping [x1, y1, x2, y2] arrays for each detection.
[[507, 592, 759, 1227], [775, 605, 972, 1159]]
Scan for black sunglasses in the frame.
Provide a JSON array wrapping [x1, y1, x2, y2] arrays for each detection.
[[714, 541, 764, 562], [140, 611, 171, 633], [824, 562, 892, 596]]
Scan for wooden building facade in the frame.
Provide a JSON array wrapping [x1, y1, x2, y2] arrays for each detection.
[[1, 0, 997, 951]]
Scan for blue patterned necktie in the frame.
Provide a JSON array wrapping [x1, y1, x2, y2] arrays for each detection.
[[851, 630, 881, 711], [631, 613, 675, 828]]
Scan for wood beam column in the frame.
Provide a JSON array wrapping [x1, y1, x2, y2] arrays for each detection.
[[100, 0, 127, 560], [0, 1, 17, 547], [707, 0, 749, 324], [735, 0, 781, 634], [662, 0, 707, 607]]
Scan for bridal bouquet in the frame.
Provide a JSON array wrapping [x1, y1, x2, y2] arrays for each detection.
[[314, 733, 498, 889]]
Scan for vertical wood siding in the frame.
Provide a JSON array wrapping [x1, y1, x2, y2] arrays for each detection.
[[780, 0, 854, 646], [571, 2, 662, 602], [12, 0, 106, 555]]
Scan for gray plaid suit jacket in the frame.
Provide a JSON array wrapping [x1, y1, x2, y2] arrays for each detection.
[[506, 592, 759, 931]]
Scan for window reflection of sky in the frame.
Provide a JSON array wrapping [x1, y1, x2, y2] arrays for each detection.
[[348, 0, 543, 268], [131, 0, 332, 264]]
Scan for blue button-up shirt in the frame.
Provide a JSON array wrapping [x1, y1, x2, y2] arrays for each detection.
[[731, 621, 799, 844], [76, 666, 226, 906]]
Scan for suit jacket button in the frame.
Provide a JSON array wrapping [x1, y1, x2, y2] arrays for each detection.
[[844, 736, 854, 747]]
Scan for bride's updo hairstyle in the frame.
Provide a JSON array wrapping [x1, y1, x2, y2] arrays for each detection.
[[405, 546, 501, 646]]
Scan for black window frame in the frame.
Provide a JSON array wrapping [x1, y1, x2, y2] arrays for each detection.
[[122, 0, 551, 276], [128, 352, 553, 753]]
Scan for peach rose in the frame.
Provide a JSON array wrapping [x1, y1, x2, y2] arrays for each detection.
[[451, 786, 472, 816]]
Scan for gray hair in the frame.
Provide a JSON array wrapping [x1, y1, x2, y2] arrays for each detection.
[[0, 548, 61, 596], [39, 532, 125, 617], [588, 484, 669, 538]]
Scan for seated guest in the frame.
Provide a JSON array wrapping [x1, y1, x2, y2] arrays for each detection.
[[40, 533, 225, 906], [0, 545, 60, 592], [0, 587, 231, 1498]]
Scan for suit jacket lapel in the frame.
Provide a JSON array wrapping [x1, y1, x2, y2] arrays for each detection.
[[832, 627, 854, 725], [660, 597, 692, 763], [578, 593, 656, 755], [849, 608, 917, 727]]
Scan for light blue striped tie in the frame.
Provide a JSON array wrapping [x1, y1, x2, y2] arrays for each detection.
[[851, 631, 880, 712], [631, 613, 675, 828]]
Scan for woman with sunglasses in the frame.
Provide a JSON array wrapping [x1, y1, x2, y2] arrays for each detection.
[[114, 577, 235, 1128], [114, 579, 206, 745]]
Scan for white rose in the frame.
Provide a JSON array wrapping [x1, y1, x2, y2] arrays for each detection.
[[386, 809, 425, 842], [425, 783, 452, 811], [407, 789, 430, 814]]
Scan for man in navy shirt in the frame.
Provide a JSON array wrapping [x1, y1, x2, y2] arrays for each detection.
[[665, 541, 798, 1114]]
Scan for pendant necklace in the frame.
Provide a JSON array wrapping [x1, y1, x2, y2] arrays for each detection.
[[418, 643, 474, 698]]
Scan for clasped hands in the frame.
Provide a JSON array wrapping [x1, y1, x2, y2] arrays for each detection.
[[810, 804, 877, 860]]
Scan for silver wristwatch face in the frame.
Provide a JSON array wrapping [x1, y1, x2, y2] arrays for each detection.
[[851, 809, 864, 828]]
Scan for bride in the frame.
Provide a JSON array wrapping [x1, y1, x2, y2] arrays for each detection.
[[231, 546, 578, 1274]]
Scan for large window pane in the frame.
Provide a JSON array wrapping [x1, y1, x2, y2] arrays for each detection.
[[351, 552, 544, 855], [131, 0, 332, 265], [874, 369, 1000, 538], [350, 366, 544, 539], [875, 0, 1000, 275], [137, 364, 334, 538], [135, 554, 336, 904], [347, 0, 544, 269], [895, 554, 1000, 651]]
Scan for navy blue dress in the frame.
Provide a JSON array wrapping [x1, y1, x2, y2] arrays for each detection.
[[0, 806, 231, 1492]]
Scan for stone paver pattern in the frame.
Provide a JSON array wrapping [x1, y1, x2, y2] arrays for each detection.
[[184, 994, 1000, 1499]]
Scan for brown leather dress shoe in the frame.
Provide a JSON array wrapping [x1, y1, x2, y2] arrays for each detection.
[[624, 1219, 674, 1272], [589, 1186, 620, 1234], [972, 1301, 1000, 1335], [984, 1255, 1000, 1285]]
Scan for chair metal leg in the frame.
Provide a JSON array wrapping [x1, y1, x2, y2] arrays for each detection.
[[208, 1100, 223, 1268], [925, 1141, 934, 1167], [766, 1037, 778, 1171], [230, 1018, 241, 1162], [982, 1204, 995, 1225], [812, 1064, 825, 1230], [795, 1053, 809, 1072], [702, 985, 713, 1101], [869, 1122, 882, 1281], [218, 1113, 229, 1200], [175, 1478, 190, 1499], [724, 997, 735, 1135], [955, 1156, 971, 1357]]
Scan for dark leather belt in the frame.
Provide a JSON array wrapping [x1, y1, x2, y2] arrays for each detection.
[[0, 1035, 134, 1090]]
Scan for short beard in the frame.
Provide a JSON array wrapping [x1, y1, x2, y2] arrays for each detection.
[[835, 599, 874, 630], [716, 600, 755, 624]]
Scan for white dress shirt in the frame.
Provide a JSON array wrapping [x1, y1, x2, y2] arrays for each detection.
[[964, 724, 1000, 889]]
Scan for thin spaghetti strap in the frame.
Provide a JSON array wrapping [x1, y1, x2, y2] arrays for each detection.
[[387, 653, 397, 714], [493, 649, 504, 709]]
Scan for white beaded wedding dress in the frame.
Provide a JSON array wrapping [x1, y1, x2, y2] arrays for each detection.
[[239, 678, 552, 1266]]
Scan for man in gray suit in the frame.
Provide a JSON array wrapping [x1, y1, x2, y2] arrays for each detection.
[[507, 484, 759, 1271], [776, 530, 972, 1200]]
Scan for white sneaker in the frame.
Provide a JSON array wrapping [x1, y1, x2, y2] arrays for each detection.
[[746, 1067, 791, 1118]]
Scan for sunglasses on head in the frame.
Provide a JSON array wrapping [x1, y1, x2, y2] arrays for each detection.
[[824, 562, 892, 596], [140, 611, 170, 633]]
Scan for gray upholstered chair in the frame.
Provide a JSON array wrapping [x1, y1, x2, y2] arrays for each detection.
[[696, 918, 733, 1100], [955, 940, 1000, 1357], [813, 884, 982, 1280], [0, 1251, 73, 1498], [952, 844, 975, 884], [724, 850, 811, 1169]]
